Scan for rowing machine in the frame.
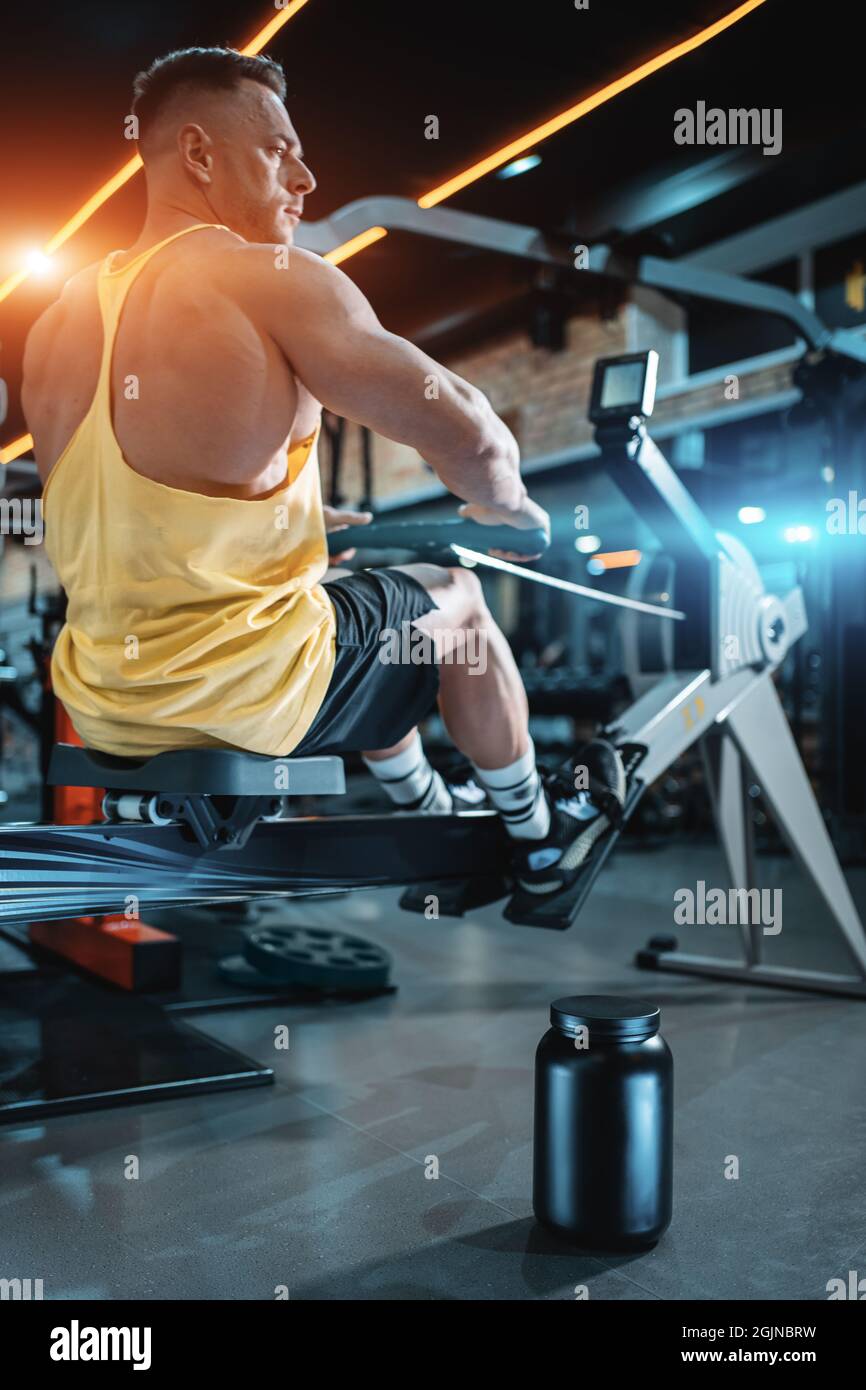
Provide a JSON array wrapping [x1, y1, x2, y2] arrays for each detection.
[[1, 351, 864, 998]]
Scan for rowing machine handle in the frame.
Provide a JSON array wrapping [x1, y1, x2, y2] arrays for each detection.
[[327, 518, 550, 558]]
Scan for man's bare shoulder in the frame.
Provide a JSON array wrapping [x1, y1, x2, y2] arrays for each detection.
[[63, 259, 102, 289], [213, 240, 350, 304], [23, 262, 101, 369], [51, 259, 102, 312]]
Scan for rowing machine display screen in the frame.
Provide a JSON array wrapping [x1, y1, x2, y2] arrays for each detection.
[[589, 351, 658, 424]]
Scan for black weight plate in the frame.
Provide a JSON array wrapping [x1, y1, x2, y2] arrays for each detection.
[[242, 926, 392, 991]]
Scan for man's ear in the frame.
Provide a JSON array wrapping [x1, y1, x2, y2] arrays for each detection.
[[178, 123, 214, 185]]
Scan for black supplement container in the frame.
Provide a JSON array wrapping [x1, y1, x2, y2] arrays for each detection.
[[533, 994, 673, 1249]]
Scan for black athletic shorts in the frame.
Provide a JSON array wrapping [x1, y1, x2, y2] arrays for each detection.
[[292, 568, 441, 755]]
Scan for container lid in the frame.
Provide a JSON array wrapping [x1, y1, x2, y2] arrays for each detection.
[[550, 995, 660, 1041]]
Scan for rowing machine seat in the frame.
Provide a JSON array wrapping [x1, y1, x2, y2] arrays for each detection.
[[48, 743, 345, 798]]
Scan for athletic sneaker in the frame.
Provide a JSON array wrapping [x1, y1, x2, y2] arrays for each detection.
[[510, 739, 627, 895]]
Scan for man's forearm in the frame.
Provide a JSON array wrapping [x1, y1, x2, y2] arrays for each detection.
[[424, 382, 525, 512]]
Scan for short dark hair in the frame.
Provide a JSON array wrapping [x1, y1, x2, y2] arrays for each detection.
[[132, 47, 287, 148]]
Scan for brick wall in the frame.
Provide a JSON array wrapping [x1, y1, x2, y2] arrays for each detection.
[[653, 361, 795, 426]]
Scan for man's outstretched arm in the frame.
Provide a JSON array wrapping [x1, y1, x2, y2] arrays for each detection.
[[247, 246, 544, 528]]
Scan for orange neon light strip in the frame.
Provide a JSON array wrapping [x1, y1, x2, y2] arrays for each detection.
[[42, 154, 144, 261], [242, 0, 311, 55], [419, 0, 768, 207], [0, 0, 311, 307], [593, 550, 643, 570], [0, 434, 33, 465], [251, 0, 768, 260], [324, 226, 387, 264]]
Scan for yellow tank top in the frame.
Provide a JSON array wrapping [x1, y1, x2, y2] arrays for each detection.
[[43, 224, 336, 758]]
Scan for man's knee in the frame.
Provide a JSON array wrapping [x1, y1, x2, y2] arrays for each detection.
[[452, 564, 484, 599], [395, 562, 488, 629], [411, 568, 496, 675], [434, 565, 489, 628]]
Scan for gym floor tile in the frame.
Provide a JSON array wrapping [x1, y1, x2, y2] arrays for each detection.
[[3, 844, 865, 1300], [0, 1088, 648, 1300]]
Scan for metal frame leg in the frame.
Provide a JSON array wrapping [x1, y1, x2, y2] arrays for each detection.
[[727, 676, 866, 974], [638, 674, 866, 997], [702, 730, 760, 967]]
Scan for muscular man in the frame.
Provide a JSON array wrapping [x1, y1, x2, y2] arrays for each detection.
[[22, 46, 624, 896]]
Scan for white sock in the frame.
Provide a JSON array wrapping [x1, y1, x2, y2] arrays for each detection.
[[364, 733, 453, 812], [471, 742, 551, 841]]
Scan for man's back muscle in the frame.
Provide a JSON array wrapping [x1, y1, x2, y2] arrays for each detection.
[[23, 228, 321, 501]]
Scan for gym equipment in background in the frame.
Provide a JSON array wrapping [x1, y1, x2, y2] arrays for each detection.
[[221, 923, 394, 996], [0, 971, 273, 1125], [295, 196, 866, 366]]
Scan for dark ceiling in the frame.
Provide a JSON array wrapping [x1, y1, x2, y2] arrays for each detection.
[[1, 0, 861, 442]]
